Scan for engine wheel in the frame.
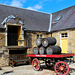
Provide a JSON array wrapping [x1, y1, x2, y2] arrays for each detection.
[[54, 61, 69, 75], [32, 58, 40, 71]]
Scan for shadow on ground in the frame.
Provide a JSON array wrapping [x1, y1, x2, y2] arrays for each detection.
[[39, 65, 54, 71], [1, 71, 14, 75], [13, 63, 30, 67], [70, 68, 75, 73]]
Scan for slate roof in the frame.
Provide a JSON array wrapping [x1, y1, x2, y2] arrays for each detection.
[[0, 4, 75, 32], [51, 5, 75, 32], [0, 4, 50, 32]]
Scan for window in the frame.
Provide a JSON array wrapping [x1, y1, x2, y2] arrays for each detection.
[[37, 34, 43, 39], [40, 34, 42, 38], [55, 16, 62, 21], [53, 16, 62, 24], [61, 33, 68, 38], [37, 34, 39, 39]]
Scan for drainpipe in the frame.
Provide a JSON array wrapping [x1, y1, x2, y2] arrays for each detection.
[[48, 14, 52, 32]]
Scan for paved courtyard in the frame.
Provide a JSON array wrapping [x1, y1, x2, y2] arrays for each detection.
[[0, 63, 75, 75]]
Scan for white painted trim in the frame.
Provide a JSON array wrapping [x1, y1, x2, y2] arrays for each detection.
[[48, 14, 52, 32], [60, 33, 61, 47], [20, 26, 24, 46], [4, 21, 24, 46], [1, 15, 23, 25], [1, 15, 15, 25], [5, 24, 7, 46]]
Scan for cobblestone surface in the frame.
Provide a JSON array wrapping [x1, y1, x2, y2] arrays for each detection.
[[0, 63, 75, 75]]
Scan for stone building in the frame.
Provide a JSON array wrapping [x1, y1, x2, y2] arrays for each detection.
[[0, 4, 51, 66], [0, 4, 75, 66], [51, 5, 75, 54]]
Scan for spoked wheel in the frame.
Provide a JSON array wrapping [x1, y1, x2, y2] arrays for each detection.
[[32, 58, 40, 71], [54, 61, 69, 75]]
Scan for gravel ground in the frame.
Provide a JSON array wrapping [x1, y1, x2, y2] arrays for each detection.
[[0, 63, 75, 75]]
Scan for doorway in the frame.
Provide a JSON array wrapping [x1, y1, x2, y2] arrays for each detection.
[[7, 26, 18, 46], [61, 33, 68, 53]]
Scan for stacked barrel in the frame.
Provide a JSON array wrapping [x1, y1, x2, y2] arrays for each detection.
[[33, 37, 61, 55]]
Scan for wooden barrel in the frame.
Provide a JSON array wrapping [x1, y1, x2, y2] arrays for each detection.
[[46, 46, 61, 54], [39, 46, 45, 54], [36, 38, 42, 47], [42, 37, 56, 47], [33, 47, 39, 54]]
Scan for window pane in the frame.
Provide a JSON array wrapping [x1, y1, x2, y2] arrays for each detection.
[[37, 34, 39, 39], [62, 35, 64, 37], [61, 33, 68, 38], [61, 33, 64, 35], [65, 33, 68, 37], [40, 34, 42, 38]]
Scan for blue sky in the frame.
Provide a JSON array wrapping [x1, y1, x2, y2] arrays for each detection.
[[0, 0, 75, 13]]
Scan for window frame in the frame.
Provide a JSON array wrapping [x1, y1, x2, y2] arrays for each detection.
[[61, 33, 68, 38], [37, 34, 43, 39]]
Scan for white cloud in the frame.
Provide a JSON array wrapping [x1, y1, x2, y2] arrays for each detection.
[[27, 4, 42, 10], [34, 4, 42, 9], [10, 0, 26, 7], [27, 7, 35, 10]]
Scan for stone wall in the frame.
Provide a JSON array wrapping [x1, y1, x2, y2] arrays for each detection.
[[0, 46, 9, 67], [24, 30, 75, 60], [26, 30, 75, 55], [68, 30, 75, 53], [25, 32, 51, 54], [0, 33, 5, 46], [52, 30, 75, 53], [0, 29, 75, 66], [52, 32, 60, 46], [52, 30, 75, 60]]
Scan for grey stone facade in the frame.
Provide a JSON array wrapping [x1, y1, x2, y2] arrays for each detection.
[[0, 46, 9, 67]]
